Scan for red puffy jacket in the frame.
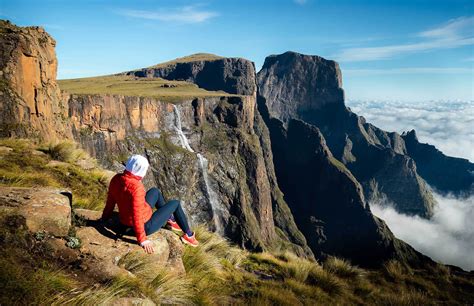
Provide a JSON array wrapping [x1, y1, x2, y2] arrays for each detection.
[[101, 170, 152, 244]]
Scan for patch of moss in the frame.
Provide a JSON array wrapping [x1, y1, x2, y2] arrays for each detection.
[[199, 122, 231, 153], [142, 132, 190, 156]]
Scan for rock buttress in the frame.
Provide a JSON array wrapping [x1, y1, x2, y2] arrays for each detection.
[[258, 51, 435, 217]]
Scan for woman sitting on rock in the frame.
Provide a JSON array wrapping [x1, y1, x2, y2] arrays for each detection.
[[101, 154, 199, 253]]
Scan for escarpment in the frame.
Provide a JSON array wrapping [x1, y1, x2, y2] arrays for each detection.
[[5, 20, 471, 268], [258, 51, 436, 217], [63, 73, 311, 255], [0, 21, 311, 256]]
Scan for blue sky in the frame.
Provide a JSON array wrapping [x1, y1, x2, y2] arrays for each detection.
[[1, 0, 473, 101]]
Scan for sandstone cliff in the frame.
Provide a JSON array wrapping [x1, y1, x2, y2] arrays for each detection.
[[0, 20, 70, 140], [258, 51, 435, 217]]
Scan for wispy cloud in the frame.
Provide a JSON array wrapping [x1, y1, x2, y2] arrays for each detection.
[[335, 16, 474, 62], [344, 67, 473, 76], [117, 5, 218, 24], [420, 17, 473, 40]]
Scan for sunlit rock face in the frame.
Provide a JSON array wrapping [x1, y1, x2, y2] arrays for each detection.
[[0, 20, 71, 140]]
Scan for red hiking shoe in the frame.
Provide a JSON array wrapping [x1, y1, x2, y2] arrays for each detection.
[[166, 219, 183, 234], [180, 232, 199, 247]]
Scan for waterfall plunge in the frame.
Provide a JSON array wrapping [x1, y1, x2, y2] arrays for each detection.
[[172, 105, 224, 234]]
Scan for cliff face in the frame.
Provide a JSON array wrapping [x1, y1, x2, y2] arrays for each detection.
[[258, 52, 344, 122], [258, 51, 435, 217], [258, 95, 426, 266], [0, 20, 70, 140], [402, 130, 474, 196], [64, 78, 311, 256]]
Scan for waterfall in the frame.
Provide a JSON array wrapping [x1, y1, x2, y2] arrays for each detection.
[[197, 153, 223, 234], [172, 105, 194, 152], [172, 105, 224, 234]]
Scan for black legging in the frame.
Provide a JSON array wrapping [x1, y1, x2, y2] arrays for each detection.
[[144, 187, 191, 236]]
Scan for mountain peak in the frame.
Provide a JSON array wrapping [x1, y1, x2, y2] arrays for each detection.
[[402, 129, 419, 142], [258, 51, 344, 123]]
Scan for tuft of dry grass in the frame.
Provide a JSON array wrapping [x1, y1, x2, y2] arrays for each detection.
[[324, 257, 364, 280], [40, 141, 87, 163], [384, 259, 412, 281], [0, 139, 109, 210], [307, 264, 348, 297]]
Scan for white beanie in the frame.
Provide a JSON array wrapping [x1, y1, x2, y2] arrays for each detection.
[[125, 155, 149, 178]]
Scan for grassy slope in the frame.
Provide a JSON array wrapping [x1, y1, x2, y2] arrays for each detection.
[[0, 138, 473, 305], [58, 75, 235, 103], [58, 53, 237, 102]]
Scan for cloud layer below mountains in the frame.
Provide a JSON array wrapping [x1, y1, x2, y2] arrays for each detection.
[[371, 193, 474, 271], [351, 99, 474, 270], [346, 100, 474, 162]]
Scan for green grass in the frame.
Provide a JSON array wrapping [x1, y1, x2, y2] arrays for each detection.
[[0, 213, 77, 306], [0, 138, 109, 210], [58, 75, 236, 103], [39, 141, 88, 163]]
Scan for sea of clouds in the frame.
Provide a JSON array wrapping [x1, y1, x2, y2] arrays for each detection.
[[346, 100, 474, 162], [371, 194, 474, 271], [346, 100, 474, 271]]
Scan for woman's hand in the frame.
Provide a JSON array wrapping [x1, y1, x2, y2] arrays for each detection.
[[140, 240, 155, 254]]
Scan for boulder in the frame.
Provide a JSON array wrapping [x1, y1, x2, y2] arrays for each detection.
[[0, 186, 71, 236], [74, 209, 186, 278]]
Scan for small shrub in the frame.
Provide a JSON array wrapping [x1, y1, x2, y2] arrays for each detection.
[[65, 236, 81, 249]]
